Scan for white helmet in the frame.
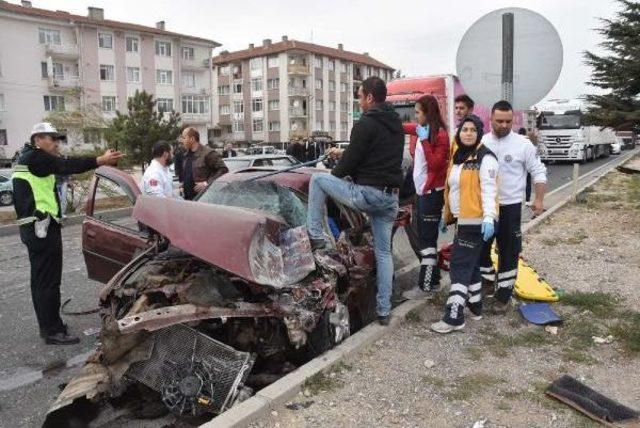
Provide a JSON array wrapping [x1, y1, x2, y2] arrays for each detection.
[[30, 122, 66, 141]]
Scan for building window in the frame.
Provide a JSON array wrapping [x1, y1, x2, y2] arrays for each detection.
[[0, 94, 5, 111], [316, 99, 323, 110], [233, 101, 244, 114], [157, 98, 174, 112], [41, 62, 48, 78], [98, 33, 113, 49], [126, 36, 139, 52], [315, 120, 324, 130], [340, 82, 348, 92], [43, 95, 65, 111], [265, 56, 278, 69], [155, 41, 172, 57], [268, 99, 279, 111], [38, 28, 61, 45], [251, 78, 263, 92], [102, 96, 116, 112], [219, 105, 230, 115], [252, 98, 263, 112], [99, 64, 115, 81], [268, 121, 280, 132], [218, 85, 230, 95], [219, 65, 229, 76], [330, 121, 336, 131], [233, 82, 242, 93], [232, 121, 244, 132], [341, 121, 348, 130], [182, 95, 209, 114], [52, 63, 64, 78], [329, 101, 336, 111], [340, 101, 348, 112], [341, 61, 347, 73], [232, 64, 242, 78], [267, 78, 279, 90], [250, 57, 262, 70], [329, 80, 336, 91], [252, 118, 263, 132], [315, 78, 323, 89], [328, 59, 335, 71], [182, 46, 195, 60], [82, 128, 102, 145], [126, 67, 140, 83], [0, 129, 8, 146], [314, 55, 322, 68], [182, 71, 196, 87], [156, 69, 173, 84]]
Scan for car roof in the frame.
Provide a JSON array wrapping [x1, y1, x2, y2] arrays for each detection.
[[227, 155, 295, 160], [216, 167, 325, 195]]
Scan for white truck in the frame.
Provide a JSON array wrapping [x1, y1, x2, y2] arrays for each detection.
[[537, 99, 615, 163]]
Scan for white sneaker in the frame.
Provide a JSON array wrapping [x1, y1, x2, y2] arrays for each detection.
[[469, 314, 483, 321], [430, 320, 465, 334], [402, 287, 435, 300]]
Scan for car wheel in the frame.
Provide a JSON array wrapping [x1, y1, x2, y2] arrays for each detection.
[[0, 191, 13, 206]]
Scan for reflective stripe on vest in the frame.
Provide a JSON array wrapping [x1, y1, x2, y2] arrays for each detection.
[[11, 165, 59, 221]]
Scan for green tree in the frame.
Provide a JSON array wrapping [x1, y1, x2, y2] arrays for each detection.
[[584, 0, 640, 130], [104, 90, 181, 169]]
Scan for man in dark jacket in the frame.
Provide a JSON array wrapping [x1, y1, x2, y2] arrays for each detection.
[[13, 122, 122, 344], [306, 77, 404, 325], [286, 138, 306, 163], [179, 127, 228, 200]]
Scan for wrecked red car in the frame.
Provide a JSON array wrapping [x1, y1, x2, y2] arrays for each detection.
[[46, 165, 412, 425]]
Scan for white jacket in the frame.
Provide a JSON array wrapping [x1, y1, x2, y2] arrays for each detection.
[[141, 159, 173, 198], [447, 154, 499, 224], [481, 131, 547, 205]]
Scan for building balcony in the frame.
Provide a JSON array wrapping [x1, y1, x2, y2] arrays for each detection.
[[181, 58, 208, 71], [288, 87, 309, 97], [353, 73, 363, 82], [182, 87, 211, 96], [182, 113, 211, 124], [288, 64, 310, 75], [289, 108, 307, 118], [45, 43, 79, 59], [48, 76, 80, 90]]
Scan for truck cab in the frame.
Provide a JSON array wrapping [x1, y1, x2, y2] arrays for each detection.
[[537, 99, 613, 163]]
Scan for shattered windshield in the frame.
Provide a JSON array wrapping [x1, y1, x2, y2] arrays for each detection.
[[197, 180, 307, 227]]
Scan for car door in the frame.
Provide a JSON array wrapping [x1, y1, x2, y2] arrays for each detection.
[[82, 166, 151, 283]]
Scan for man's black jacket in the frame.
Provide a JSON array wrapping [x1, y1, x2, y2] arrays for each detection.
[[332, 102, 404, 188]]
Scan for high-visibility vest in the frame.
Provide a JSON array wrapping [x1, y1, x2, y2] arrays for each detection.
[[11, 164, 59, 225]]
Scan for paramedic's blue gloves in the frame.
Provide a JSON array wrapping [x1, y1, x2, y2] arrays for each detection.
[[439, 218, 447, 234], [416, 124, 430, 141], [481, 220, 495, 241]]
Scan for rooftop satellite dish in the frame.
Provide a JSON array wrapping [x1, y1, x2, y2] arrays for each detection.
[[456, 7, 563, 110]]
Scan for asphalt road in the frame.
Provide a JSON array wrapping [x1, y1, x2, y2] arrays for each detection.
[[0, 151, 633, 427]]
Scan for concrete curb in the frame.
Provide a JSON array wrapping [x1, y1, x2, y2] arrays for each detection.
[[201, 151, 637, 428]]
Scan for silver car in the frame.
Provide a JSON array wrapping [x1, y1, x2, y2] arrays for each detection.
[[223, 154, 300, 172], [0, 169, 13, 206]]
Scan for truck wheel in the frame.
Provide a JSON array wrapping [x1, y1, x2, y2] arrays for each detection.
[[579, 149, 587, 164], [603, 145, 611, 158], [0, 191, 13, 206]]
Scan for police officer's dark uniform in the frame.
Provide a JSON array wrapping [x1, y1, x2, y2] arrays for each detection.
[[13, 123, 105, 344]]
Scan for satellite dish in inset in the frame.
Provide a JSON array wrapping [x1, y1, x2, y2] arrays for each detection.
[[456, 7, 563, 110]]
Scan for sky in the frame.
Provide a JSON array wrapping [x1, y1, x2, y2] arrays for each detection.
[[17, 0, 619, 103]]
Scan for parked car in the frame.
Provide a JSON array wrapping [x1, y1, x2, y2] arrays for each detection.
[[45, 165, 413, 425], [244, 145, 276, 156], [224, 154, 300, 172], [0, 169, 13, 206], [611, 138, 623, 155]]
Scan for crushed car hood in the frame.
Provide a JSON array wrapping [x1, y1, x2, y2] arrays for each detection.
[[132, 195, 315, 287]]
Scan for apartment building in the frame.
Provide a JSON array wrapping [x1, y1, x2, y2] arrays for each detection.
[[0, 0, 220, 158], [211, 36, 394, 145]]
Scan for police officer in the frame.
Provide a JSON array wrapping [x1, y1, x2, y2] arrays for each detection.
[[13, 123, 122, 345]]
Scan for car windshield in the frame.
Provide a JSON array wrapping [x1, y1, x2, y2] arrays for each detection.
[[197, 180, 307, 227], [393, 104, 415, 123], [539, 114, 581, 130], [224, 159, 252, 172]]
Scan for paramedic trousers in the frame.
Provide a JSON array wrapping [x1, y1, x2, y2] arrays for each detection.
[[479, 203, 522, 304], [19, 221, 65, 336], [417, 189, 444, 290], [443, 224, 484, 325]]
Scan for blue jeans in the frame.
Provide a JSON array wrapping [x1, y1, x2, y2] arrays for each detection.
[[307, 173, 399, 316]]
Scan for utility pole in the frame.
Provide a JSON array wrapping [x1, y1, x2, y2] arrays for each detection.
[[501, 12, 514, 104]]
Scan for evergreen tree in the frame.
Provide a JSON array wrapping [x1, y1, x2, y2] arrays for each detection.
[[584, 0, 640, 130], [104, 90, 181, 169]]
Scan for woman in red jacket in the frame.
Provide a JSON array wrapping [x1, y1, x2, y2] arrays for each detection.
[[403, 95, 450, 299]]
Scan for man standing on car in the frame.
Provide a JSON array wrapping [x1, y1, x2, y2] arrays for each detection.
[[479, 101, 547, 313], [306, 77, 404, 326], [12, 122, 122, 344], [141, 141, 174, 198], [179, 127, 228, 200]]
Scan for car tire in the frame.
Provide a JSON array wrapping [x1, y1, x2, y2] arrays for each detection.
[[0, 191, 13, 206]]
